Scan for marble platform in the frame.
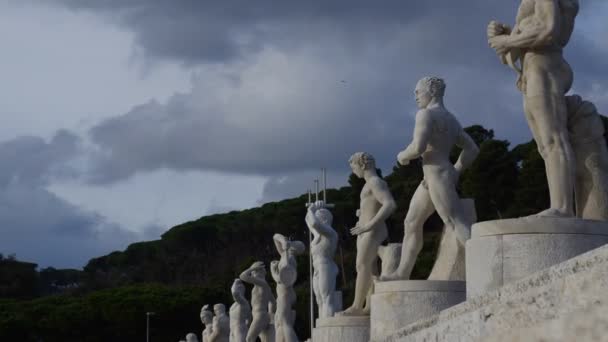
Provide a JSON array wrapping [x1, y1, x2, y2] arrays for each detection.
[[370, 280, 466, 341], [312, 315, 369, 342], [466, 216, 608, 298]]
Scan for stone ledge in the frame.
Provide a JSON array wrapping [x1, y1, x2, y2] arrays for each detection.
[[472, 216, 608, 238], [316, 315, 369, 328], [382, 243, 608, 341], [375, 280, 466, 293]]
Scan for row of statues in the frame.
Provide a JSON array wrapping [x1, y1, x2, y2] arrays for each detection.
[[180, 2, 608, 339]]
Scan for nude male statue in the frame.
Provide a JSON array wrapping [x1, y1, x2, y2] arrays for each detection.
[[230, 279, 252, 342], [488, 0, 579, 217], [209, 304, 230, 342], [305, 200, 339, 318], [239, 261, 276, 342], [200, 305, 214, 342], [270, 234, 305, 342], [338, 152, 397, 316], [381, 77, 479, 281]]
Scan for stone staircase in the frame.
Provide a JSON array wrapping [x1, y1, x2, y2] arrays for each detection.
[[381, 243, 608, 342]]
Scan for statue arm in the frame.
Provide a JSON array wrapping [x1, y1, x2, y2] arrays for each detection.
[[504, 0, 560, 48], [273, 234, 288, 254], [306, 207, 336, 237], [209, 319, 220, 340], [398, 110, 432, 164], [454, 129, 480, 174], [239, 262, 266, 287]]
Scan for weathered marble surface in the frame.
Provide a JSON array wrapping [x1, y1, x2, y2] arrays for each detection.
[[370, 280, 465, 342], [466, 216, 608, 297], [313, 316, 370, 342], [382, 243, 608, 342]]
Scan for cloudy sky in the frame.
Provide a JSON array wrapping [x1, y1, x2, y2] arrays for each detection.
[[0, 0, 606, 268]]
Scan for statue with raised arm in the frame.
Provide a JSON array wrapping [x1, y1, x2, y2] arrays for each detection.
[[209, 304, 230, 342], [200, 305, 214, 342], [239, 261, 276, 342], [305, 200, 339, 318], [381, 77, 479, 281], [487, 0, 579, 217], [271, 233, 305, 342], [338, 152, 397, 316], [230, 279, 252, 342]]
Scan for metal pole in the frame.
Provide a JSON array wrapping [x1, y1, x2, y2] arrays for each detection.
[[322, 168, 327, 204], [146, 312, 155, 342]]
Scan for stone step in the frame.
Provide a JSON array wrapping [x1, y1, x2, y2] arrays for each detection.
[[382, 243, 608, 342]]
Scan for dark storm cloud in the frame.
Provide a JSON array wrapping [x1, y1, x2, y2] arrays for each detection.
[[0, 132, 140, 268], [47, 0, 608, 184]]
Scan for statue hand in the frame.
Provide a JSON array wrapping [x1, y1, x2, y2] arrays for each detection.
[[487, 21, 510, 39], [397, 151, 410, 166], [489, 35, 510, 56], [350, 223, 371, 236]]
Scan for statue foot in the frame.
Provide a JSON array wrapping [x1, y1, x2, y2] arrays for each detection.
[[337, 306, 367, 316], [532, 208, 572, 218]]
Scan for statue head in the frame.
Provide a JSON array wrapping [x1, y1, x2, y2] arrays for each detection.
[[186, 333, 199, 342], [349, 152, 376, 178], [200, 305, 213, 325], [213, 303, 226, 316], [315, 208, 333, 226], [287, 240, 306, 257], [231, 279, 245, 298], [415, 76, 446, 109]]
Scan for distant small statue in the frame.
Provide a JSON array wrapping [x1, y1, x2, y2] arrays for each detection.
[[209, 304, 230, 342], [200, 305, 214, 342], [230, 279, 252, 342], [305, 200, 340, 318], [271, 233, 305, 342], [240, 261, 276, 342], [187, 332, 200, 342]]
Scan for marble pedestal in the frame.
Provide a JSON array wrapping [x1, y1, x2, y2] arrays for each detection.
[[370, 280, 466, 341], [312, 316, 369, 342], [466, 216, 608, 298]]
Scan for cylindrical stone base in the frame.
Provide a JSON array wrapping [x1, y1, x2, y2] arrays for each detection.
[[312, 316, 369, 342], [466, 216, 608, 298], [370, 280, 466, 341]]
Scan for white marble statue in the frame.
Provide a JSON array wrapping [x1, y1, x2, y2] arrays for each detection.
[[201, 305, 214, 342], [305, 200, 340, 318], [187, 333, 199, 342], [339, 152, 397, 316], [566, 95, 608, 221], [230, 279, 252, 342], [381, 77, 479, 281], [239, 261, 276, 342], [377, 243, 402, 278], [487, 0, 579, 217], [209, 304, 230, 342], [271, 233, 305, 342]]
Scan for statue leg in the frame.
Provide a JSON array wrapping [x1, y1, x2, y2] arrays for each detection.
[[341, 232, 382, 315], [523, 59, 575, 216], [426, 168, 470, 245], [246, 314, 269, 342], [381, 182, 435, 281], [317, 263, 338, 318]]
